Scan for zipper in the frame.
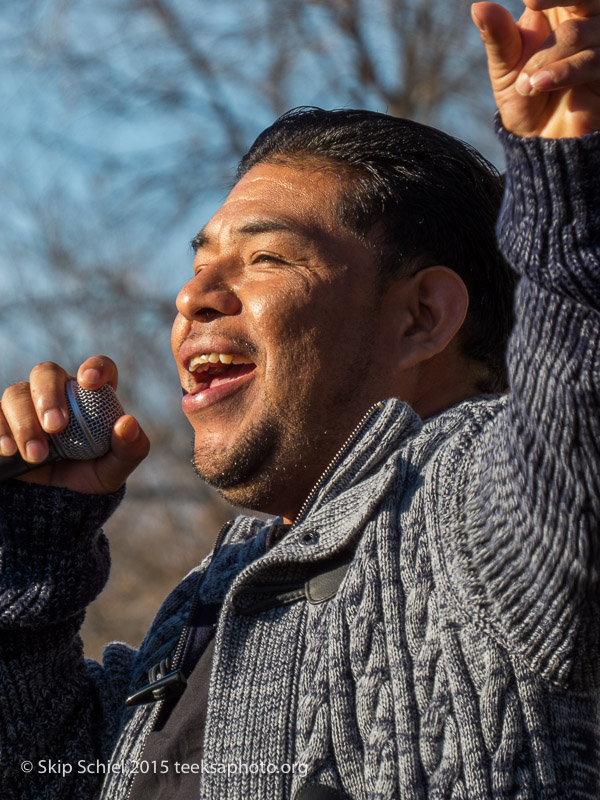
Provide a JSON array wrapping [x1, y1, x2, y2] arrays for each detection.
[[291, 400, 385, 529], [125, 518, 232, 708], [210, 518, 231, 557], [122, 692, 161, 799], [122, 403, 385, 797], [123, 519, 232, 800], [168, 517, 231, 670]]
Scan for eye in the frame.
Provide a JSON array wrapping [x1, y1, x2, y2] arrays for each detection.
[[252, 252, 286, 265]]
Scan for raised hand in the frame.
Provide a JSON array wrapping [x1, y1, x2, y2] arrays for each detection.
[[0, 356, 149, 494], [472, 0, 600, 137]]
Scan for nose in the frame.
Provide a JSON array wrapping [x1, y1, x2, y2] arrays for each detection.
[[176, 260, 243, 323]]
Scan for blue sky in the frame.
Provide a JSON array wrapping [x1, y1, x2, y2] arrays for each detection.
[[0, 0, 520, 386]]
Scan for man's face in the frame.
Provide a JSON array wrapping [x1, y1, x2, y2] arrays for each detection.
[[171, 162, 403, 520]]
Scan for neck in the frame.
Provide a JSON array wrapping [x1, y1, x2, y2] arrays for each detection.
[[407, 353, 486, 419]]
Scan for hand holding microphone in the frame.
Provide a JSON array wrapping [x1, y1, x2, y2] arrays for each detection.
[[0, 356, 150, 494]]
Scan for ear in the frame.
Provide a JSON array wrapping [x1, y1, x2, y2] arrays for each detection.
[[388, 266, 469, 370]]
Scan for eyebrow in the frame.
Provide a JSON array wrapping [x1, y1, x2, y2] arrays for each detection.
[[190, 218, 301, 252]]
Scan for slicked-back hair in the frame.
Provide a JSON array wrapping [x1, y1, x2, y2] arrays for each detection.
[[237, 107, 516, 393]]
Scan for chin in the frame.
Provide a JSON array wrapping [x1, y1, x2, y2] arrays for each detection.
[[190, 421, 280, 512], [189, 405, 314, 516], [192, 455, 279, 514]]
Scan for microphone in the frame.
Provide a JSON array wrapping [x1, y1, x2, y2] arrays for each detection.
[[0, 380, 124, 483]]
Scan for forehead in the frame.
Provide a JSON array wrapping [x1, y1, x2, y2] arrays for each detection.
[[198, 162, 346, 245]]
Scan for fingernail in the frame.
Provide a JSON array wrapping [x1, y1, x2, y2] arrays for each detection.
[[0, 435, 17, 457], [515, 72, 532, 96], [121, 418, 139, 443], [530, 70, 553, 91], [25, 440, 48, 463], [82, 368, 102, 385], [43, 408, 66, 432]]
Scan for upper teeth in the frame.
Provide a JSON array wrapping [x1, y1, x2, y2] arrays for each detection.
[[189, 353, 234, 371]]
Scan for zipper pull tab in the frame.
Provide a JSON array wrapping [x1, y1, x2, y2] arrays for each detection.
[[125, 658, 187, 707]]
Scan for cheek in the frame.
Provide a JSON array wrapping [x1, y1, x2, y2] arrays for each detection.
[[246, 278, 324, 343], [249, 286, 345, 397], [245, 293, 275, 326], [171, 313, 190, 359]]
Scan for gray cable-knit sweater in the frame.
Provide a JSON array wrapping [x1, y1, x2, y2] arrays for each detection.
[[1, 126, 599, 800]]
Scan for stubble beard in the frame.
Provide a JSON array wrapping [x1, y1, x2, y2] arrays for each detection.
[[190, 317, 381, 514], [191, 408, 311, 512]]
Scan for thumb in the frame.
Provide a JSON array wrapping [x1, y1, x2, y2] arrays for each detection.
[[471, 2, 556, 134], [92, 415, 150, 493], [472, 2, 524, 81]]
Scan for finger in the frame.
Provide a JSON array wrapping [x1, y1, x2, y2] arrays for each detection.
[[515, 13, 600, 94], [0, 405, 18, 457], [91, 415, 151, 493], [528, 47, 600, 91], [29, 361, 72, 434], [472, 2, 525, 77], [76, 355, 119, 391], [519, 14, 600, 72], [523, 0, 600, 16], [1, 382, 49, 463], [472, 3, 551, 88]]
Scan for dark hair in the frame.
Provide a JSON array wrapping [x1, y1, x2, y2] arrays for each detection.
[[237, 107, 516, 393]]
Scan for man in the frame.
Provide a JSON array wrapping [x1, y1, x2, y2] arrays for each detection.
[[0, 1, 599, 797]]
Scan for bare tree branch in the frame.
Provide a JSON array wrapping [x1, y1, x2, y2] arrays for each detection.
[[0, 0, 522, 658]]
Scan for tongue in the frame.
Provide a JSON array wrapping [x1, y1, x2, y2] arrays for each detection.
[[209, 363, 255, 388]]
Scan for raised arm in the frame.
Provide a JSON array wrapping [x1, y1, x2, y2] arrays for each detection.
[[435, 1, 600, 691]]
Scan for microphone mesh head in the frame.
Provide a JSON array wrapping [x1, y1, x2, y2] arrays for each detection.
[[51, 380, 124, 460]]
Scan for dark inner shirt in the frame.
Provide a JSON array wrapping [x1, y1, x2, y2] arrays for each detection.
[[127, 524, 291, 799], [126, 607, 218, 799]]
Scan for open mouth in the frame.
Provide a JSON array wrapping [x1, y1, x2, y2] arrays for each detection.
[[188, 352, 256, 392], [182, 351, 257, 413]]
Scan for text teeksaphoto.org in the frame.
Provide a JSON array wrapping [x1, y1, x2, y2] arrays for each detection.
[[21, 758, 309, 778]]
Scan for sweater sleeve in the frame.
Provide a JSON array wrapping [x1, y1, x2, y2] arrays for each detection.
[[0, 480, 135, 799], [436, 127, 600, 691]]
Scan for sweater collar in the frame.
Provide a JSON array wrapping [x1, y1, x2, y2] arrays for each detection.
[[260, 398, 422, 562], [296, 398, 420, 524]]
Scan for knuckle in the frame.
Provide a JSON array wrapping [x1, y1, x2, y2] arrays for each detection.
[[558, 19, 585, 50], [568, 47, 599, 73], [29, 361, 62, 380], [587, 46, 600, 65], [2, 381, 31, 405], [10, 418, 36, 439]]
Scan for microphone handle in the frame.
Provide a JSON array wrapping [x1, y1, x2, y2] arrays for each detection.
[[0, 439, 63, 483]]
